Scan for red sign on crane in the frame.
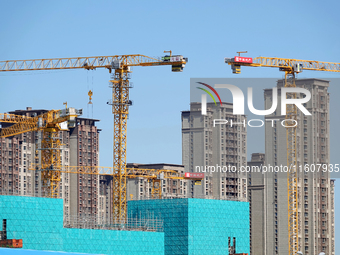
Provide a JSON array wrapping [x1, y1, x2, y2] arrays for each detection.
[[234, 56, 253, 63], [184, 172, 204, 179]]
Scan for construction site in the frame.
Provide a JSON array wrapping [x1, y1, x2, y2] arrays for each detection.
[[0, 53, 250, 255], [0, 51, 339, 255]]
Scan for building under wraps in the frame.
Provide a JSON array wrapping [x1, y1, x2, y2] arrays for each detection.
[[129, 198, 250, 255], [0, 195, 249, 254]]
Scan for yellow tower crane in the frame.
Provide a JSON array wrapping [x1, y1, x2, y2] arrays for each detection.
[[1, 110, 203, 212], [0, 53, 187, 222], [225, 53, 340, 255], [28, 164, 204, 199], [0, 108, 82, 197]]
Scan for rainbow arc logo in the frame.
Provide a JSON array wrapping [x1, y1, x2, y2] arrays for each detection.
[[196, 82, 222, 106]]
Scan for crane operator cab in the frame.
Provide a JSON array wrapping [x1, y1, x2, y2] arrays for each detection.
[[162, 55, 188, 72]]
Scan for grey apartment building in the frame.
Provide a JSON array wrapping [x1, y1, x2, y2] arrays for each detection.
[[0, 107, 100, 219], [247, 153, 266, 255], [182, 102, 247, 201], [68, 117, 100, 218], [261, 79, 335, 255]]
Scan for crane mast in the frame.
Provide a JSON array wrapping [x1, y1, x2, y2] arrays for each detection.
[[226, 54, 340, 255], [111, 66, 130, 221], [284, 71, 299, 255]]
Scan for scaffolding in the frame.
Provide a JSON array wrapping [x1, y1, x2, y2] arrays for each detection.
[[63, 214, 163, 232]]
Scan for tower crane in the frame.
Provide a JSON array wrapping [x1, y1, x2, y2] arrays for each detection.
[[1, 109, 203, 211], [0, 53, 187, 222], [0, 108, 82, 197], [28, 164, 204, 199], [225, 53, 340, 255]]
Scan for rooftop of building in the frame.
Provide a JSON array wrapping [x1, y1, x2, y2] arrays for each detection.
[[264, 78, 331, 91], [6, 107, 100, 122], [182, 102, 234, 113], [126, 163, 185, 168], [8, 107, 48, 115], [77, 117, 100, 122], [248, 153, 265, 163]]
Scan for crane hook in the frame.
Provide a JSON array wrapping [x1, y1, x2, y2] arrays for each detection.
[[88, 90, 93, 104]]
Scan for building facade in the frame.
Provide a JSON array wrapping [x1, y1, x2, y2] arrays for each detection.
[[68, 117, 100, 218], [263, 79, 335, 255], [182, 102, 247, 201]]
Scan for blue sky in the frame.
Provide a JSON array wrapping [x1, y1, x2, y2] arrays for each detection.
[[0, 0, 339, 253]]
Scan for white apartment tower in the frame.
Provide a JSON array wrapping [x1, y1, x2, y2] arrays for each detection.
[[182, 102, 247, 201]]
